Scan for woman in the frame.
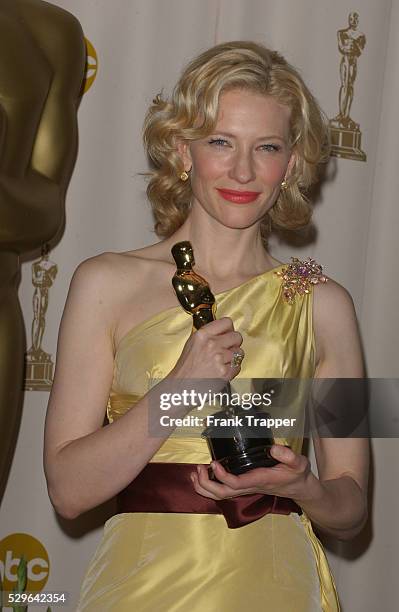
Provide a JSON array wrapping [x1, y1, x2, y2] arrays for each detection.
[[44, 41, 368, 611]]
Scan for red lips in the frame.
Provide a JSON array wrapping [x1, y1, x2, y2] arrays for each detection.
[[216, 188, 261, 204]]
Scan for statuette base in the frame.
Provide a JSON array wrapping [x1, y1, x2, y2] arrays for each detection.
[[24, 350, 54, 391], [329, 124, 367, 161]]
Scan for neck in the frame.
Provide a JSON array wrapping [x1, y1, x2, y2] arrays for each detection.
[[165, 204, 274, 280]]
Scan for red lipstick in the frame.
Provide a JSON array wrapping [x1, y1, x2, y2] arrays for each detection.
[[216, 188, 261, 204]]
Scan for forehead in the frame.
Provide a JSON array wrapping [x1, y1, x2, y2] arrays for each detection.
[[215, 89, 291, 136]]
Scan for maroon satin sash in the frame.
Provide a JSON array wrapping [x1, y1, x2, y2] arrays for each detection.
[[117, 463, 302, 529]]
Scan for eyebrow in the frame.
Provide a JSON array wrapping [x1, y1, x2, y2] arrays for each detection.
[[211, 131, 287, 142]]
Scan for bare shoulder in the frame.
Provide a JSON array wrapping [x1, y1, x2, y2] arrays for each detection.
[[70, 248, 175, 348], [67, 253, 119, 325], [70, 251, 149, 306], [76, 247, 172, 284], [313, 275, 357, 328], [54, 249, 154, 392], [312, 275, 363, 375], [313, 274, 356, 314]]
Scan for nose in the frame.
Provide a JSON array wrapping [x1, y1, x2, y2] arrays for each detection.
[[228, 147, 256, 184]]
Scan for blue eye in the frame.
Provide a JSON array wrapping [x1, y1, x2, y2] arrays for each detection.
[[208, 138, 229, 146], [259, 144, 281, 152]]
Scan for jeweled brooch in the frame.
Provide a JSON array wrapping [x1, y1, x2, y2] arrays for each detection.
[[275, 257, 328, 304]]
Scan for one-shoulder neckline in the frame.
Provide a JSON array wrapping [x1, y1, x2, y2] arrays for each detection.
[[114, 262, 285, 356]]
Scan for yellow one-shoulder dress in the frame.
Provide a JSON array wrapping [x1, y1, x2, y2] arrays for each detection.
[[77, 264, 340, 612]]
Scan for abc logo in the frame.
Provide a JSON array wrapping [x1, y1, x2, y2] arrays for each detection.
[[83, 37, 98, 93], [0, 533, 50, 592]]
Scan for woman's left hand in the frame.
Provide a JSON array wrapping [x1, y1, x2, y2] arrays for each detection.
[[190, 444, 314, 502]]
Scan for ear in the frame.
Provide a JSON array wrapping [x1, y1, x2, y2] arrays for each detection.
[[285, 149, 297, 181], [176, 140, 192, 172]]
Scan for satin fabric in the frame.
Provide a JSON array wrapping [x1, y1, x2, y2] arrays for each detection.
[[116, 462, 302, 528], [77, 265, 340, 611]]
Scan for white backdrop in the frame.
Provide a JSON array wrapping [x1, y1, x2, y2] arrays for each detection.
[[1, 1, 398, 610]]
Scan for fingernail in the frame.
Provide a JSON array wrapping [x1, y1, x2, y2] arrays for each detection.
[[211, 461, 217, 470], [196, 465, 201, 474], [190, 473, 195, 482]]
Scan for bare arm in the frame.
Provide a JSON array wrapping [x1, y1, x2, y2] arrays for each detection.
[[191, 280, 369, 541], [44, 255, 243, 519], [44, 256, 165, 519], [293, 280, 369, 539]]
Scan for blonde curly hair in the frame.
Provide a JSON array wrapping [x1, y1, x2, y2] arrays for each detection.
[[143, 40, 330, 239]]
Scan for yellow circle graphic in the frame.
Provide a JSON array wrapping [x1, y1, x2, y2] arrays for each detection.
[[0, 533, 50, 592], [83, 37, 98, 93]]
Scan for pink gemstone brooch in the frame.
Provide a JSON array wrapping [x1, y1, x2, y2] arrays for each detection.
[[275, 257, 328, 304]]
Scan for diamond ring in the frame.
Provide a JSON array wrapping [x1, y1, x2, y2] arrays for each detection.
[[230, 351, 244, 368]]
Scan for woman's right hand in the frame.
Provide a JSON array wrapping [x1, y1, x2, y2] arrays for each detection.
[[167, 317, 244, 387]]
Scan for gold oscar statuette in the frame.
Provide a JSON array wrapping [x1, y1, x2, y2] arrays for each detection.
[[329, 11, 367, 161], [171, 241, 278, 476], [171, 241, 217, 329]]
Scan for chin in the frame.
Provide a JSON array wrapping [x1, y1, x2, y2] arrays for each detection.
[[221, 204, 270, 225], [195, 197, 270, 229], [217, 212, 264, 230]]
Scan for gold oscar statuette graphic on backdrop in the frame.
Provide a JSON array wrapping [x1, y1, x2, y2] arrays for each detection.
[[329, 12, 367, 161], [25, 246, 58, 391], [0, 0, 85, 498], [83, 37, 98, 93]]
